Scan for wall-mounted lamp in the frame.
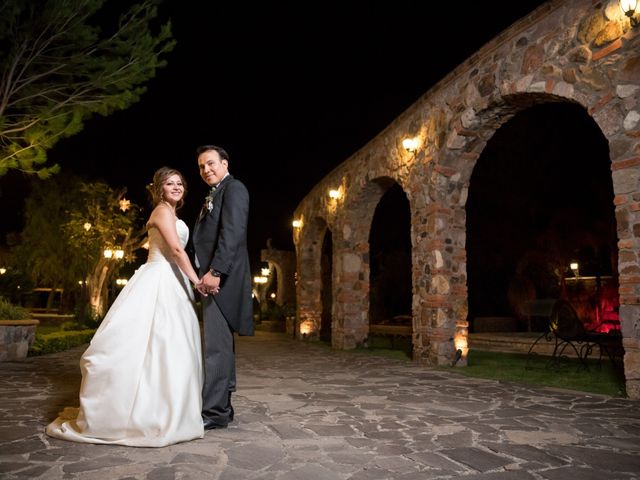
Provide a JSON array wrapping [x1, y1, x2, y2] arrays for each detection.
[[292, 219, 302, 228], [254, 276, 268, 284], [116, 278, 128, 286], [328, 189, 341, 199], [0, 267, 6, 275], [402, 137, 420, 153], [261, 267, 271, 277], [620, 0, 639, 26], [83, 222, 92, 232]]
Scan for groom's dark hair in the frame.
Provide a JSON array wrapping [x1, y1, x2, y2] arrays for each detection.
[[196, 145, 229, 161]]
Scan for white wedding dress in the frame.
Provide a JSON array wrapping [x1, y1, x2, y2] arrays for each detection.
[[46, 219, 204, 447]]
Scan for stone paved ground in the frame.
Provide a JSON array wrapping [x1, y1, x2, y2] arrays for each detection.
[[1, 331, 640, 479]]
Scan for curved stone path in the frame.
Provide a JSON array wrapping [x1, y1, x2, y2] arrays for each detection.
[[1, 331, 639, 479]]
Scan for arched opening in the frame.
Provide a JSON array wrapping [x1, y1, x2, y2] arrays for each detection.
[[466, 102, 617, 336], [368, 182, 412, 355], [320, 228, 333, 343]]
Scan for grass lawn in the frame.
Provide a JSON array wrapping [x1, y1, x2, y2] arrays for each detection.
[[450, 349, 627, 397], [348, 335, 626, 397]]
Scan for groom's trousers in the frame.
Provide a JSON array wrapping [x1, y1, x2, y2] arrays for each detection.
[[201, 296, 236, 426]]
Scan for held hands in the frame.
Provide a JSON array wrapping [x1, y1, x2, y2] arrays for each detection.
[[195, 271, 221, 296]]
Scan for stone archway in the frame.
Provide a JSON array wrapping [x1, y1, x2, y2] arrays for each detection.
[[369, 182, 412, 324], [294, 216, 330, 340], [331, 176, 413, 350], [466, 102, 615, 335], [260, 243, 296, 308]]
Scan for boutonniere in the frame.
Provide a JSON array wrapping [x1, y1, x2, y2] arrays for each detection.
[[204, 187, 217, 212]]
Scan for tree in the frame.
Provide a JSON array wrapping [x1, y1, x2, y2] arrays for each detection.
[[0, 0, 174, 178], [14, 174, 147, 317], [63, 181, 146, 316], [13, 175, 83, 299]]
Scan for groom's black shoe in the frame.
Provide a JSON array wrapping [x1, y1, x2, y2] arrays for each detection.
[[203, 419, 228, 430], [203, 416, 228, 430]]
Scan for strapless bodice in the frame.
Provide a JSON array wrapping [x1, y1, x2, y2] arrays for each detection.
[[147, 219, 189, 264]]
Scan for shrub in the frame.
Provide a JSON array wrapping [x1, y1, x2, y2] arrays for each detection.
[[0, 296, 30, 320], [29, 329, 96, 356], [73, 304, 104, 329]]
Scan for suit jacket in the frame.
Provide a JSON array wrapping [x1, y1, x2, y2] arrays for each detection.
[[192, 174, 254, 336]]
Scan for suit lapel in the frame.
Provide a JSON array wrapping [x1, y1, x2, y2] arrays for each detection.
[[194, 175, 234, 234]]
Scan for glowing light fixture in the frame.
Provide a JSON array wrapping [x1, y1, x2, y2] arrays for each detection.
[[270, 292, 276, 299], [116, 278, 128, 286], [104, 248, 124, 259], [328, 189, 340, 199], [83, 222, 92, 232], [402, 137, 419, 153], [119, 198, 132, 212], [299, 321, 313, 335], [261, 267, 271, 276], [254, 276, 268, 284], [570, 262, 579, 277], [292, 219, 302, 228], [0, 267, 6, 275], [620, 0, 639, 26]]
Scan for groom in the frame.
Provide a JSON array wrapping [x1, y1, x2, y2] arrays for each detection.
[[192, 144, 254, 430]]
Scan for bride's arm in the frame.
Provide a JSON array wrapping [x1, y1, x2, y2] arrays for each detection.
[[148, 205, 201, 286]]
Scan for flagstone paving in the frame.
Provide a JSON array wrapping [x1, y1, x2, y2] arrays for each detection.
[[1, 331, 639, 479]]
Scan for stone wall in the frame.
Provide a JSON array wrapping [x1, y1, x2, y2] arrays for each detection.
[[293, 0, 640, 398]]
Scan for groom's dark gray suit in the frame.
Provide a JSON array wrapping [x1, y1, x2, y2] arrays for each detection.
[[192, 173, 253, 428]]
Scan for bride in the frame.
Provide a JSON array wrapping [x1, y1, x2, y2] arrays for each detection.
[[46, 167, 205, 447]]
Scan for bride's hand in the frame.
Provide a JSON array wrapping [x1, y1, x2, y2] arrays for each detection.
[[195, 281, 208, 296]]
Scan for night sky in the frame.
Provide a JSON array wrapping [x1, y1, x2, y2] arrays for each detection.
[[1, 1, 550, 271]]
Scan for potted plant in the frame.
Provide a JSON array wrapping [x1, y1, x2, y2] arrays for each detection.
[[0, 297, 39, 361]]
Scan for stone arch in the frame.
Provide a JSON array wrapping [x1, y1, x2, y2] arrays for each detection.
[[295, 215, 331, 339], [437, 88, 634, 376], [332, 175, 413, 349], [260, 243, 296, 308], [369, 182, 413, 326], [466, 100, 615, 328]]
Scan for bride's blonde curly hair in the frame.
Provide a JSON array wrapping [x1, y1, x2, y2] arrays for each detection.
[[147, 167, 187, 210]]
